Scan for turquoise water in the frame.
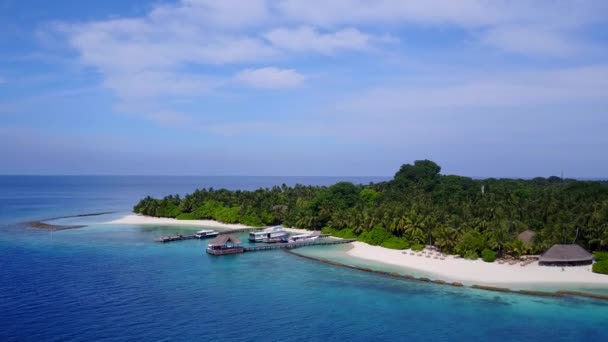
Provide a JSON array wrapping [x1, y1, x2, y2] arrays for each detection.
[[1, 176, 608, 341]]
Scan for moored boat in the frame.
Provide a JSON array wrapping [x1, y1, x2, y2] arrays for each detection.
[[288, 231, 321, 242], [195, 229, 219, 239], [248, 226, 289, 242]]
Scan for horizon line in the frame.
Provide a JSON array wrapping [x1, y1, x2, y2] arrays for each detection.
[[1, 174, 607, 181]]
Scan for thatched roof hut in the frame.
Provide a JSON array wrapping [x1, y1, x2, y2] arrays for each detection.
[[517, 230, 536, 245], [539, 244, 593, 266], [208, 234, 241, 247]]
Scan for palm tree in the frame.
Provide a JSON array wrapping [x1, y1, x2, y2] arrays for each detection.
[[432, 225, 458, 253], [486, 220, 512, 255]]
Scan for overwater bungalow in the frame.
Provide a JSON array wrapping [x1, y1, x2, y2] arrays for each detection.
[[206, 235, 244, 255], [538, 244, 594, 266]]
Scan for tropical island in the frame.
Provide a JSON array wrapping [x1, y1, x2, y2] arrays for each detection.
[[131, 160, 608, 278]]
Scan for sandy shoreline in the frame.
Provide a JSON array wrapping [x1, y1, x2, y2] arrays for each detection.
[[347, 241, 608, 286], [106, 214, 608, 287], [105, 214, 310, 234]]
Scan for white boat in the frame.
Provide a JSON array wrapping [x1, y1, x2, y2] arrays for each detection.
[[195, 229, 219, 239], [288, 231, 321, 242], [248, 226, 288, 243]]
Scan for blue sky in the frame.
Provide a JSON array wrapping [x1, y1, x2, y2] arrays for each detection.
[[1, 0, 608, 177]]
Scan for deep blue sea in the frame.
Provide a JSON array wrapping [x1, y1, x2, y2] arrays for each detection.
[[1, 176, 608, 342]]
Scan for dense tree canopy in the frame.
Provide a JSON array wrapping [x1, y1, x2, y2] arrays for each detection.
[[134, 160, 608, 258]]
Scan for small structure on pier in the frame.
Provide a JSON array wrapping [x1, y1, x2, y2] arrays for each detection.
[[207, 235, 244, 255], [539, 244, 593, 266]]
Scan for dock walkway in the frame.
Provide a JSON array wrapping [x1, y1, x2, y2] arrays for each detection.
[[155, 228, 258, 243], [242, 238, 356, 252]]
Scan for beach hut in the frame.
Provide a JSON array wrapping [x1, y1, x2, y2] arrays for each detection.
[[206, 235, 244, 255], [517, 230, 536, 245], [538, 244, 594, 266]]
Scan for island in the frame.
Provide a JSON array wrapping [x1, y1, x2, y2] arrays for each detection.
[[129, 160, 608, 282]]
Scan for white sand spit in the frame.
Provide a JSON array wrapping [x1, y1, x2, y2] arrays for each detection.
[[106, 214, 254, 230]]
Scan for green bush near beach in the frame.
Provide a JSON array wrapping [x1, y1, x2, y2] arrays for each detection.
[[176, 212, 195, 220], [464, 250, 479, 260], [411, 244, 424, 252], [593, 252, 608, 262], [381, 237, 410, 250], [592, 261, 608, 275], [481, 249, 497, 262], [322, 227, 357, 239], [358, 226, 392, 246]]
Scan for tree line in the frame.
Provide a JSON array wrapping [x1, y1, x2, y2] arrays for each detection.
[[133, 160, 608, 259]]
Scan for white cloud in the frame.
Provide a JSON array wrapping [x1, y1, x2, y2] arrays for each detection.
[[49, 0, 607, 128], [235, 67, 305, 89], [339, 66, 608, 114], [264, 26, 374, 54], [479, 26, 576, 57]]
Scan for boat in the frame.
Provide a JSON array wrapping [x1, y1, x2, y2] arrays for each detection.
[[248, 226, 289, 242], [195, 229, 219, 239], [262, 235, 289, 243], [288, 231, 321, 242]]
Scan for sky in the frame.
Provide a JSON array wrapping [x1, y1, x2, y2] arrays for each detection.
[[1, 0, 607, 177]]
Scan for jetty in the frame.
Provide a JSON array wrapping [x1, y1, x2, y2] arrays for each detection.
[[207, 234, 356, 255], [155, 228, 257, 243], [242, 238, 355, 252], [155, 234, 198, 243]]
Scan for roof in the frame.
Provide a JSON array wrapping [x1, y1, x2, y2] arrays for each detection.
[[517, 230, 536, 245], [208, 234, 241, 246], [539, 244, 593, 263]]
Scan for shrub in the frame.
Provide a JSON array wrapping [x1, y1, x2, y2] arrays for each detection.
[[593, 260, 608, 275], [593, 251, 608, 262], [381, 237, 410, 250], [464, 250, 479, 260], [411, 244, 424, 252], [481, 249, 497, 262], [358, 226, 392, 246], [336, 228, 357, 239], [322, 227, 357, 239], [240, 213, 265, 227], [322, 227, 336, 235], [176, 212, 195, 220]]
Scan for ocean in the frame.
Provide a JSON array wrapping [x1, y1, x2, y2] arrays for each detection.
[[1, 176, 607, 341]]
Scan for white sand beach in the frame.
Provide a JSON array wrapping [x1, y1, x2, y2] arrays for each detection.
[[106, 214, 253, 230], [347, 241, 608, 286], [107, 214, 608, 287], [106, 214, 310, 234]]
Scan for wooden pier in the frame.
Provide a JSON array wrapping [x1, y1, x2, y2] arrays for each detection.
[[242, 238, 356, 252], [155, 234, 198, 243], [155, 228, 258, 243]]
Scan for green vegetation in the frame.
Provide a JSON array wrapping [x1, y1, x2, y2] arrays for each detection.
[[411, 244, 425, 252], [134, 159, 608, 256], [481, 249, 497, 263], [593, 251, 608, 262], [381, 237, 410, 250], [593, 261, 608, 275], [321, 227, 357, 239]]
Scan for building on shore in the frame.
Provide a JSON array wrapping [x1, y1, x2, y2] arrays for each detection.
[[538, 244, 594, 266], [207, 235, 244, 255]]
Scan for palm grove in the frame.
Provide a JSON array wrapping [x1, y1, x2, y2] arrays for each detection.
[[134, 160, 608, 260]]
